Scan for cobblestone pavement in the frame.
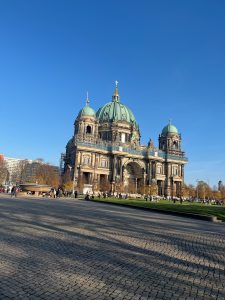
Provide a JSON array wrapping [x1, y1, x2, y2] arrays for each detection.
[[0, 196, 225, 300]]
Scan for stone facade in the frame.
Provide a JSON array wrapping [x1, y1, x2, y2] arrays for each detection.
[[64, 84, 188, 196]]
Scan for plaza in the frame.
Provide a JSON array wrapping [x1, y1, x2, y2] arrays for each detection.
[[0, 196, 225, 300]]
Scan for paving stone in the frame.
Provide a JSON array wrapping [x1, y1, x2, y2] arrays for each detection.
[[0, 196, 225, 300]]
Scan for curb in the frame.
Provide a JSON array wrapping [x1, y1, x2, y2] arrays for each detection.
[[87, 199, 222, 223]]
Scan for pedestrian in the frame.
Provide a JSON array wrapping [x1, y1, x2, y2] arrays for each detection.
[[75, 190, 78, 198], [11, 186, 15, 197], [13, 186, 17, 197]]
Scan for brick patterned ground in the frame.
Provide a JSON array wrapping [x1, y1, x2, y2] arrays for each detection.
[[0, 196, 225, 300]]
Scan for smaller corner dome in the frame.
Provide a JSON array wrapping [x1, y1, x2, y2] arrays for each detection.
[[162, 124, 179, 135], [77, 106, 96, 119]]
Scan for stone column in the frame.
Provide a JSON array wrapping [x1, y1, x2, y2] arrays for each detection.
[[153, 161, 157, 180], [112, 155, 117, 181], [143, 170, 147, 186], [148, 161, 152, 185], [111, 155, 117, 192], [161, 180, 165, 196], [165, 163, 172, 197], [120, 157, 123, 180], [73, 151, 79, 188]]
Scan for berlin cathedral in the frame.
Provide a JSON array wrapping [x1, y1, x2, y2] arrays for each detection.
[[64, 83, 188, 197]]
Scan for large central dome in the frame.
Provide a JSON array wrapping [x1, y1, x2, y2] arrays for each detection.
[[96, 84, 138, 128]]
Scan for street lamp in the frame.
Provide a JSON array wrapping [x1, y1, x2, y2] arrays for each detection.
[[135, 178, 138, 194], [68, 165, 75, 196]]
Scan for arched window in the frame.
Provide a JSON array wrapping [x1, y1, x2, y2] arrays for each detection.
[[121, 133, 126, 143], [86, 125, 92, 134], [173, 141, 178, 149]]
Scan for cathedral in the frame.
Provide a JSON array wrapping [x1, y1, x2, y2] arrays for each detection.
[[64, 83, 188, 197]]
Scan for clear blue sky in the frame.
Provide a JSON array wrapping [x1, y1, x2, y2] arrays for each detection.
[[0, 0, 225, 187]]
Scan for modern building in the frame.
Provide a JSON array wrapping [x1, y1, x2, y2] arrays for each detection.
[[3, 157, 26, 182], [3, 156, 59, 184], [64, 83, 188, 196]]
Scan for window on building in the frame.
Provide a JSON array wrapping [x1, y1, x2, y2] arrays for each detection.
[[86, 125, 92, 134], [157, 166, 162, 174], [83, 156, 90, 165], [121, 133, 126, 143], [100, 160, 107, 168], [173, 141, 178, 149], [173, 167, 178, 175]]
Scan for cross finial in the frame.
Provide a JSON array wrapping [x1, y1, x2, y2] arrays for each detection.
[[112, 80, 120, 102], [86, 91, 90, 106], [169, 118, 172, 125]]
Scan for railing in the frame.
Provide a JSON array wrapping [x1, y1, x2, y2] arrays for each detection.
[[76, 141, 188, 162]]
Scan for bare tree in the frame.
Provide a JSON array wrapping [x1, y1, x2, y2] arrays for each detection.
[[62, 169, 73, 192], [35, 163, 60, 188], [196, 181, 212, 200], [77, 176, 85, 193], [127, 179, 136, 194], [115, 181, 125, 193], [100, 177, 111, 192], [182, 184, 195, 199], [92, 177, 100, 194], [11, 160, 29, 184]]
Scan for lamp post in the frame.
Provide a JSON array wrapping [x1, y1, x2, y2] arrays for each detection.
[[68, 165, 75, 196], [135, 178, 138, 194]]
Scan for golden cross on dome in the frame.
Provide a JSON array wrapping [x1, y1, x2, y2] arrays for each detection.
[[112, 80, 120, 102]]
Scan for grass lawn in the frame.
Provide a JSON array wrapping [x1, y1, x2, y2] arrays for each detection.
[[92, 198, 225, 221]]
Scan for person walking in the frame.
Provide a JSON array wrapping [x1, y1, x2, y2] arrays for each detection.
[[11, 186, 17, 197], [11, 186, 15, 197]]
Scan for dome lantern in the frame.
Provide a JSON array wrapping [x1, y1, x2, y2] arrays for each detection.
[[112, 80, 120, 103]]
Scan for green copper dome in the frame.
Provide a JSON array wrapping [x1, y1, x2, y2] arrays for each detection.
[[96, 101, 138, 127], [96, 84, 138, 127], [77, 105, 96, 119], [162, 123, 179, 135]]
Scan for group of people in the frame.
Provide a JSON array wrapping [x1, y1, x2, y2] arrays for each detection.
[[48, 189, 79, 199]]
